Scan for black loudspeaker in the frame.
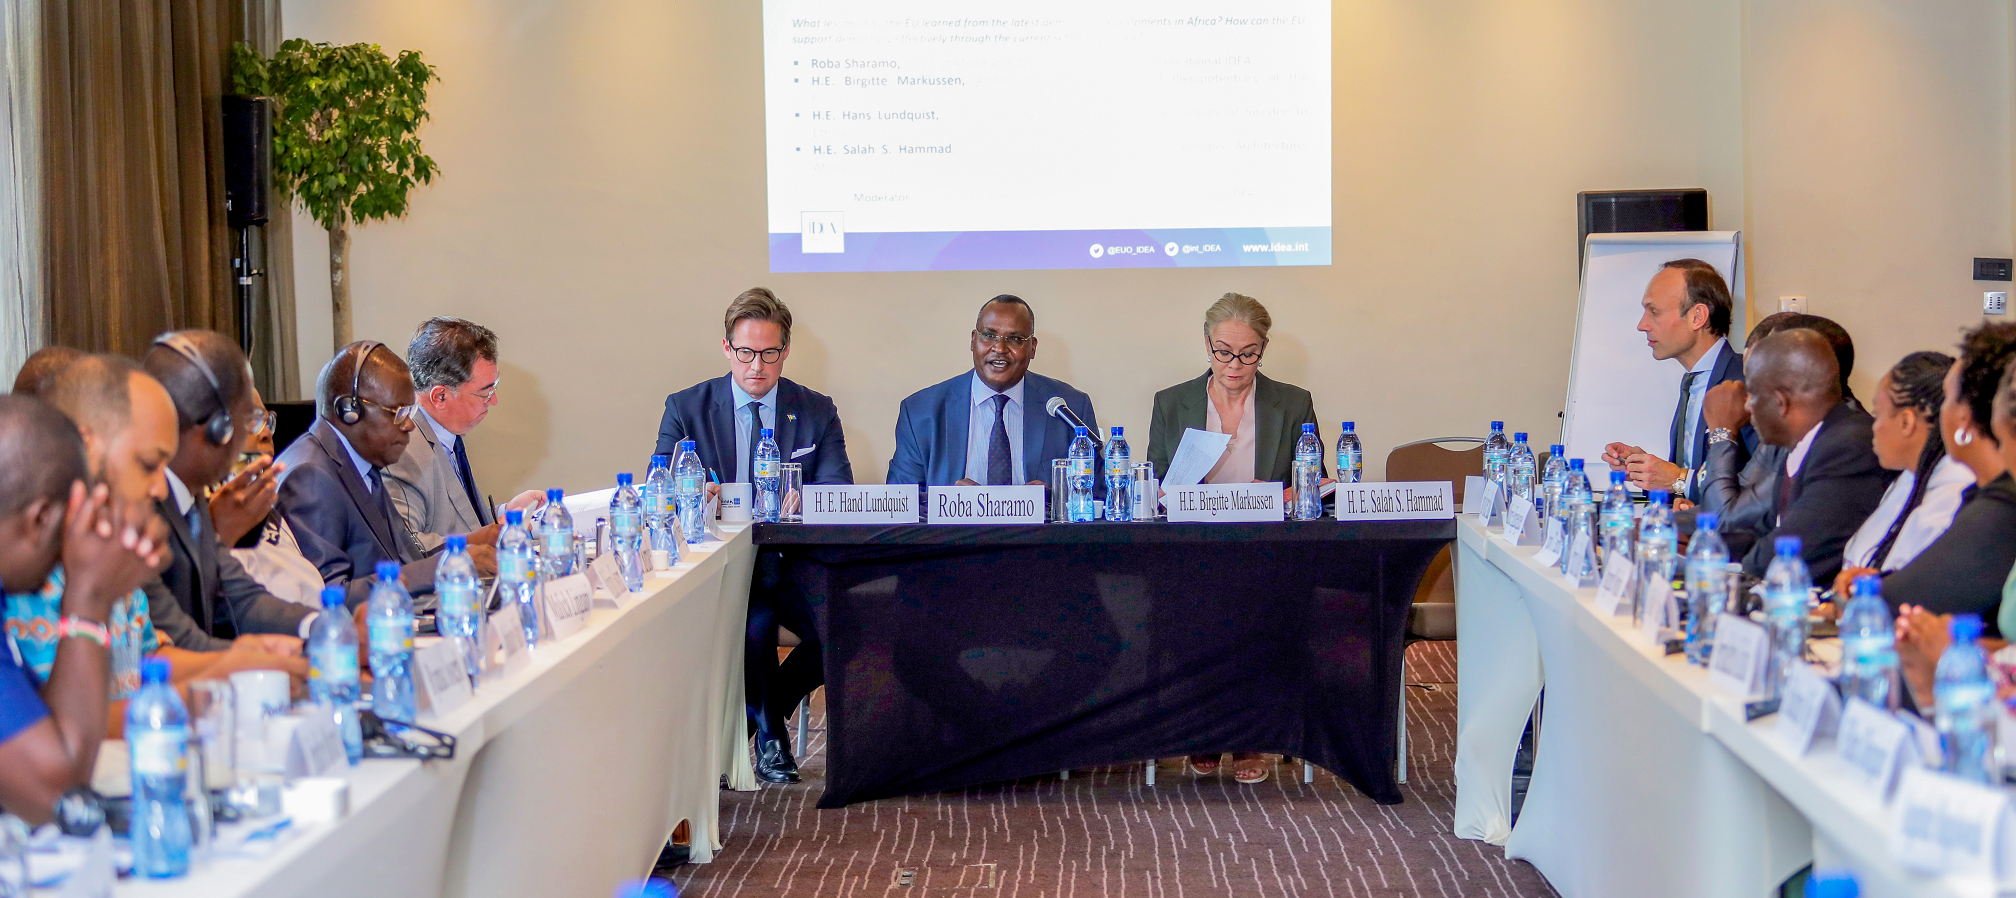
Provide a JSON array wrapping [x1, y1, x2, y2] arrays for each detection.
[[1577, 188, 1709, 263], [223, 95, 271, 228]]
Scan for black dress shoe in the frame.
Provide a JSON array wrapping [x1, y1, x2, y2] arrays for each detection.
[[755, 738, 802, 784]]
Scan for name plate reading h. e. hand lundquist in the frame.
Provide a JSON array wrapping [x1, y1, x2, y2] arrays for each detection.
[[802, 484, 919, 524], [1333, 481, 1453, 521], [927, 485, 1045, 525], [1165, 482, 1284, 523]]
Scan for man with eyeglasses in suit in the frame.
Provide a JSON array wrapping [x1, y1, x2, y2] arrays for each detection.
[[654, 287, 853, 785]]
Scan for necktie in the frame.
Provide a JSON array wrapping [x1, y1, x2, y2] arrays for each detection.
[[1671, 370, 1701, 469], [745, 401, 764, 485], [451, 436, 485, 523], [1775, 469, 1794, 518], [987, 394, 1013, 485]]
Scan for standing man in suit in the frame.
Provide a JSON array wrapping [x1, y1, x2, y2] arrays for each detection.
[[1603, 259, 1755, 501], [655, 288, 852, 785], [384, 317, 544, 553], [888, 294, 1100, 492], [277, 341, 496, 607]]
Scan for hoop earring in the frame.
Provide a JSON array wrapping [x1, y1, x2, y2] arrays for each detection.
[[1956, 427, 1976, 447]]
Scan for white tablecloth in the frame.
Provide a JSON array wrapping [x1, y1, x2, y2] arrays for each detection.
[[113, 527, 757, 898]]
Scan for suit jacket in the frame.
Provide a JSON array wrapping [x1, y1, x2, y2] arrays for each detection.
[[1672, 344, 1758, 502], [1688, 440, 1786, 562], [1739, 402, 1890, 583], [144, 578, 229, 652], [887, 370, 1099, 490], [275, 419, 440, 606], [654, 375, 853, 486], [383, 406, 493, 555], [1881, 473, 2016, 639], [154, 496, 312, 639], [1146, 371, 1321, 484]]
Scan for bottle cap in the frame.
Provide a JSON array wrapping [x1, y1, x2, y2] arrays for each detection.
[[1649, 489, 1669, 505], [321, 585, 345, 609], [618, 472, 633, 486], [546, 487, 565, 503], [446, 533, 467, 553], [1774, 535, 1803, 556], [1697, 511, 1720, 529], [1806, 872, 1859, 898], [1514, 432, 1528, 442], [1490, 420, 1504, 430], [1075, 426, 1088, 437], [1851, 574, 1879, 599], [761, 427, 774, 439], [612, 878, 679, 898], [1952, 613, 1984, 642], [1569, 458, 1584, 470], [1341, 421, 1354, 431], [506, 508, 524, 526], [1610, 471, 1627, 485], [681, 439, 696, 450], [1550, 444, 1564, 455], [1111, 426, 1123, 437], [1302, 423, 1315, 433], [376, 560, 402, 581], [141, 657, 170, 685], [652, 454, 668, 467]]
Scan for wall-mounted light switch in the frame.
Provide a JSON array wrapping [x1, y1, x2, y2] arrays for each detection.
[[1987, 292, 2008, 315], [1779, 295, 1807, 313]]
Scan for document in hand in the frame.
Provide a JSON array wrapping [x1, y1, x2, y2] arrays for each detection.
[[1163, 428, 1231, 488]]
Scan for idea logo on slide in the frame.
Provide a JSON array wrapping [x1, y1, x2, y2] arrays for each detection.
[[1088, 243, 1104, 259]]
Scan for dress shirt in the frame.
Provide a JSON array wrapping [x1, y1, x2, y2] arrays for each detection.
[[1843, 454, 1974, 572], [1680, 338, 1726, 470], [198, 456, 322, 636], [332, 428, 377, 492], [425, 410, 460, 463], [1785, 419, 1825, 480], [964, 373, 1026, 484], [1202, 386, 1258, 484], [731, 380, 779, 485], [165, 467, 197, 521]]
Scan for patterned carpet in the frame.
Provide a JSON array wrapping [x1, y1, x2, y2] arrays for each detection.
[[676, 642, 1557, 898]]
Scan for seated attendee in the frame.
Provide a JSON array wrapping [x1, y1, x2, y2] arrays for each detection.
[[385, 317, 543, 553], [0, 394, 161, 825], [889, 294, 1098, 492], [278, 341, 494, 605], [228, 387, 332, 608], [1603, 259, 1754, 500], [654, 288, 852, 785], [10, 345, 83, 395], [1147, 292, 1324, 507], [1834, 351, 1968, 582], [1733, 329, 1886, 582]]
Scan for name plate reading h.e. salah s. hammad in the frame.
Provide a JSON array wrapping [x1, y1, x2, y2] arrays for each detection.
[[927, 485, 1046, 524], [1165, 482, 1284, 523], [1332, 481, 1454, 521], [802, 484, 919, 524]]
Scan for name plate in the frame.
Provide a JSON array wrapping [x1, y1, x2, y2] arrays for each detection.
[[1565, 530, 1594, 583], [1593, 548, 1634, 617], [1533, 519, 1564, 567], [1332, 481, 1453, 521], [587, 551, 631, 606], [487, 600, 530, 677], [802, 484, 918, 524], [1890, 766, 2014, 884], [286, 711, 348, 778], [1774, 662, 1841, 755], [541, 574, 595, 641], [1500, 495, 1533, 542], [1839, 697, 1914, 799], [928, 485, 1046, 524], [1708, 613, 1768, 699], [1460, 476, 1486, 515], [1165, 482, 1285, 523], [414, 639, 475, 718], [1477, 480, 1503, 524]]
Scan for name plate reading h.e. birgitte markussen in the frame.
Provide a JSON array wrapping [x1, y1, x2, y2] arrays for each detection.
[[927, 485, 1046, 524], [802, 484, 919, 524], [1332, 481, 1454, 521], [1165, 482, 1285, 523]]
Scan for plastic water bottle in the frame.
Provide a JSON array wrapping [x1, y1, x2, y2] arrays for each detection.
[[644, 454, 677, 554], [1561, 459, 1597, 581], [610, 473, 645, 591], [1684, 512, 1728, 666], [1936, 613, 1998, 783], [1761, 536, 1811, 700], [674, 440, 706, 544], [436, 534, 483, 682], [1541, 445, 1567, 522], [1599, 472, 1634, 558], [367, 560, 417, 722], [1104, 427, 1132, 522], [1482, 421, 1510, 488], [1805, 871, 1860, 898], [538, 488, 575, 577], [1838, 574, 1900, 711], [1635, 491, 1676, 631], [306, 585, 362, 762], [1293, 423, 1324, 521], [498, 509, 539, 649], [1509, 433, 1536, 501], [1066, 426, 1096, 522], [127, 657, 191, 878], [753, 427, 782, 523], [1336, 422, 1362, 484]]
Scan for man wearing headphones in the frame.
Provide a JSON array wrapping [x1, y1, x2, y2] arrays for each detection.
[[141, 330, 323, 637], [277, 340, 497, 606]]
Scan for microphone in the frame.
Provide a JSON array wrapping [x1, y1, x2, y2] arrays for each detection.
[[1045, 396, 1089, 431]]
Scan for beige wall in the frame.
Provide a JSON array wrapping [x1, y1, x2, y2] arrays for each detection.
[[281, 0, 2013, 495]]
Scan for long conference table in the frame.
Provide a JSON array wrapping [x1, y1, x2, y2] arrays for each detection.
[[109, 525, 759, 898], [1451, 514, 1983, 898]]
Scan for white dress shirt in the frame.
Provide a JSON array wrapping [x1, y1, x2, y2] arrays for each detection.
[[730, 380, 779, 484], [964, 373, 1026, 484], [331, 427, 377, 491], [1843, 454, 1974, 571], [1785, 419, 1825, 479], [1679, 338, 1726, 471]]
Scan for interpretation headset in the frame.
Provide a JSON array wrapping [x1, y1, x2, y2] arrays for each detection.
[[151, 333, 235, 446], [333, 341, 385, 426]]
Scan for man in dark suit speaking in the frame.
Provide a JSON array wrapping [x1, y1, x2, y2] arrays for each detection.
[[888, 294, 1100, 493], [1604, 259, 1755, 502], [655, 287, 852, 785]]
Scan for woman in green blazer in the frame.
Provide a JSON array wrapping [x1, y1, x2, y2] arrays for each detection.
[[1146, 292, 1324, 785]]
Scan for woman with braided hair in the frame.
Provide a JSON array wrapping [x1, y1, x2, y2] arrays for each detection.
[[1832, 350, 1969, 592]]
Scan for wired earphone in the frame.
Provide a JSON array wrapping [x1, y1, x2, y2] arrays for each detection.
[[150, 333, 234, 446]]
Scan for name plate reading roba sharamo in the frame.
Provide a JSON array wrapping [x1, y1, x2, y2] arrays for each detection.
[[927, 485, 1046, 524], [1333, 481, 1455, 521], [802, 484, 919, 524], [1166, 482, 1285, 523]]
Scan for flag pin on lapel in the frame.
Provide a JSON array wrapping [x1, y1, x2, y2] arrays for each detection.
[[787, 414, 797, 422]]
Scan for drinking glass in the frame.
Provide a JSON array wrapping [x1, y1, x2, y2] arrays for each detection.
[[779, 463, 804, 523], [1050, 459, 1068, 522]]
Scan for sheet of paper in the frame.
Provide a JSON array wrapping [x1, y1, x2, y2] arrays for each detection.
[[1162, 428, 1231, 488]]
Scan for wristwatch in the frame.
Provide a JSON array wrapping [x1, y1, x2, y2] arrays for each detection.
[[1706, 427, 1735, 446]]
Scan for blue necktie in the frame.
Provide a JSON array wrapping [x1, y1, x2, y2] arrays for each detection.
[[451, 436, 484, 522], [987, 394, 1013, 485]]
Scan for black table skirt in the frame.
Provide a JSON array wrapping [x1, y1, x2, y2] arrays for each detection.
[[752, 519, 1453, 808]]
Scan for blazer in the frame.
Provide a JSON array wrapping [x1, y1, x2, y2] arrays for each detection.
[[887, 370, 1099, 490], [1680, 439, 1787, 562], [1884, 473, 2016, 639], [1146, 372, 1321, 485], [654, 375, 854, 486], [383, 405, 493, 555], [275, 418, 440, 605], [1738, 402, 1890, 584], [152, 496, 312, 640], [1673, 342, 1759, 502]]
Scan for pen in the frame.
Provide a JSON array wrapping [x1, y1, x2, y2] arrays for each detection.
[[708, 468, 721, 484]]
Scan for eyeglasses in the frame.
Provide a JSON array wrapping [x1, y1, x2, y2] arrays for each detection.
[[360, 709, 456, 760], [454, 380, 500, 402], [248, 409, 277, 437], [1210, 348, 1263, 366], [355, 396, 418, 423], [973, 330, 1034, 349], [730, 345, 785, 364]]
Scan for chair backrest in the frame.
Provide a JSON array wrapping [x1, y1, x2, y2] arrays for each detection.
[[1385, 438, 1484, 503]]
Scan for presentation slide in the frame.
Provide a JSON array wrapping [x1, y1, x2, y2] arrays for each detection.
[[763, 1, 1331, 273]]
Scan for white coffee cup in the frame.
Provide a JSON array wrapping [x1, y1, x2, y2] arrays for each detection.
[[718, 483, 754, 522]]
